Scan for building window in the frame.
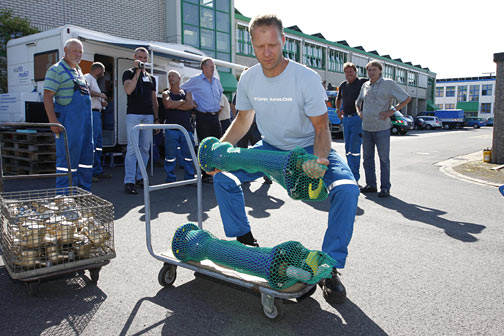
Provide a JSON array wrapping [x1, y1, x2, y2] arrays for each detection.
[[384, 64, 395, 80], [445, 103, 455, 109], [435, 86, 444, 97], [407, 72, 418, 87], [435, 104, 443, 109], [457, 86, 467, 102], [328, 49, 347, 73], [283, 38, 300, 62], [182, 0, 231, 63], [481, 103, 491, 113], [236, 25, 254, 57], [303, 42, 325, 70], [469, 85, 479, 102], [396, 68, 406, 85], [482, 84, 493, 96], [446, 86, 455, 97]]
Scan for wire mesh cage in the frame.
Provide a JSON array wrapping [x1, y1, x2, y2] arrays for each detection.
[[0, 187, 115, 278]]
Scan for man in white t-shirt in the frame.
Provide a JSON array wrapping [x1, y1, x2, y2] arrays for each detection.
[[84, 62, 110, 181], [218, 94, 232, 134], [209, 14, 359, 304]]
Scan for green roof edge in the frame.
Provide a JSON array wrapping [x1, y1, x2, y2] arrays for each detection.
[[235, 13, 436, 76]]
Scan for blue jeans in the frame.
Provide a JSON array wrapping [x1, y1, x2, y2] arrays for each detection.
[[164, 129, 195, 181], [342, 115, 362, 182], [124, 114, 153, 184], [212, 140, 359, 268], [362, 129, 391, 191], [92, 110, 103, 176]]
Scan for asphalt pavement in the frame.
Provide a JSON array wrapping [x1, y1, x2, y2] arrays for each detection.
[[1, 127, 503, 335]]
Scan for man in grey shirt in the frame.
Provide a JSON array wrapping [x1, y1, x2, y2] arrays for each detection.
[[356, 60, 411, 197]]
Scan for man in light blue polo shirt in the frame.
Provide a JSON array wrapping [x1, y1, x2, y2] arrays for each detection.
[[43, 38, 93, 191], [181, 58, 223, 183]]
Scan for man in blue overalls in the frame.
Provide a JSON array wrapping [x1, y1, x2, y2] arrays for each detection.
[[43, 38, 93, 191]]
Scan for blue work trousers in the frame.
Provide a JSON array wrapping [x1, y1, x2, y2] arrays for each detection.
[[343, 114, 363, 182], [212, 141, 359, 268], [55, 91, 93, 191], [92, 110, 103, 176], [164, 129, 195, 182], [124, 114, 154, 184], [362, 129, 391, 191]]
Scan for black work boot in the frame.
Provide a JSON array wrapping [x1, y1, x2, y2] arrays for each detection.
[[236, 231, 259, 247], [319, 268, 346, 304]]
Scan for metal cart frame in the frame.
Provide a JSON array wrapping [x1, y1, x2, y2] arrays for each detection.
[[132, 124, 316, 321], [0, 122, 116, 295]]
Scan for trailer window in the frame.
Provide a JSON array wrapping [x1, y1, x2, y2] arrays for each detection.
[[34, 50, 59, 81]]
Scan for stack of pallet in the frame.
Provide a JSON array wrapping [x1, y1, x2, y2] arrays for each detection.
[[1, 130, 56, 175]]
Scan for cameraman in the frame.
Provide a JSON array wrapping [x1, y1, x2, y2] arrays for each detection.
[[122, 47, 159, 195]]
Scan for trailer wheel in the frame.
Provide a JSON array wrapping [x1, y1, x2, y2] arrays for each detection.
[[473, 124, 480, 129], [26, 281, 40, 296], [90, 268, 101, 283], [443, 124, 450, 129], [263, 298, 285, 321], [158, 263, 177, 287]]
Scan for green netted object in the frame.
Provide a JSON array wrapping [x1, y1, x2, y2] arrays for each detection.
[[198, 137, 328, 201], [172, 223, 336, 290]]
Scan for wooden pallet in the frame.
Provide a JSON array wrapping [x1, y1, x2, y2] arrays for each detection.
[[3, 161, 56, 175], [1, 130, 57, 175]]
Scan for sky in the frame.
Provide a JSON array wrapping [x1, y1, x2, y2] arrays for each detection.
[[234, 0, 504, 79]]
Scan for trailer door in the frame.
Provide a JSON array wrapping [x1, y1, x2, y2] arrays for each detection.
[[117, 58, 133, 145]]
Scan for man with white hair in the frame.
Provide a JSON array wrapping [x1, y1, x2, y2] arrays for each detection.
[[162, 70, 197, 182], [44, 38, 94, 191]]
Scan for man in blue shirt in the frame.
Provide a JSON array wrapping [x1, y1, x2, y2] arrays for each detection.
[[182, 58, 223, 183]]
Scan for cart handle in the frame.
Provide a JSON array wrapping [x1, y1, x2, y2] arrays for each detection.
[[130, 123, 202, 262], [0, 122, 73, 192]]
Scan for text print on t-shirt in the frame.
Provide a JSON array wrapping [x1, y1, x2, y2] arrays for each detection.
[[254, 97, 293, 102]]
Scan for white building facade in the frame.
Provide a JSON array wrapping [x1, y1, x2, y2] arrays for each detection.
[[435, 77, 495, 118]]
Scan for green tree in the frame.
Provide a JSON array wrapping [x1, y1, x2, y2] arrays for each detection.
[[0, 9, 38, 93]]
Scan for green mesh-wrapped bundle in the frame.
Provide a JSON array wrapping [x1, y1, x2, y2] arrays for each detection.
[[198, 137, 328, 201], [172, 223, 336, 290]]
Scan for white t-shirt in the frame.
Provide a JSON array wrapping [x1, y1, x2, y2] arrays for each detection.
[[84, 73, 102, 110], [236, 60, 327, 150], [219, 94, 231, 121]]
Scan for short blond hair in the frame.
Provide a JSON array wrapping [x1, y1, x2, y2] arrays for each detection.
[[366, 60, 383, 71], [249, 14, 283, 39], [343, 62, 357, 72]]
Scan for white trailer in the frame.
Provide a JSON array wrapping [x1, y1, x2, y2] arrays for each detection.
[[0, 25, 245, 148]]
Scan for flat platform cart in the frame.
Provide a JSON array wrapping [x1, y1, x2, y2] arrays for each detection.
[[132, 124, 317, 321], [0, 122, 116, 295]]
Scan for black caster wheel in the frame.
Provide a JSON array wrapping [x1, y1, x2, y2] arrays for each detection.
[[158, 263, 177, 287], [89, 268, 101, 284], [296, 285, 317, 303], [25, 281, 40, 296], [262, 298, 285, 321]]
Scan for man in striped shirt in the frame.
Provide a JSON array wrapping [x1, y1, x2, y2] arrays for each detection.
[[43, 38, 94, 191]]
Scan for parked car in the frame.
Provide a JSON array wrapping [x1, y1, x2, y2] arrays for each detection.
[[465, 117, 487, 128], [486, 117, 494, 126], [420, 116, 443, 130], [403, 115, 415, 131], [413, 117, 426, 130], [390, 111, 410, 135], [326, 90, 343, 137]]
